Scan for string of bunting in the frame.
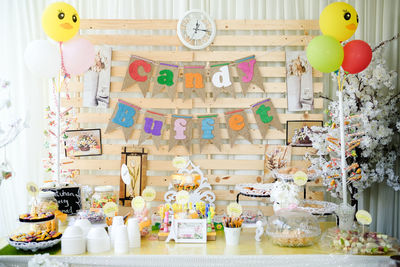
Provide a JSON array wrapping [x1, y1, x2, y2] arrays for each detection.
[[105, 98, 283, 152]]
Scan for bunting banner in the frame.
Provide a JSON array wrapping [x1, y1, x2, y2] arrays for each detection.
[[105, 99, 141, 142], [169, 115, 193, 152], [251, 99, 283, 137], [138, 111, 166, 149], [197, 114, 222, 152], [234, 55, 264, 95], [209, 62, 235, 100], [121, 55, 155, 96], [152, 63, 179, 100], [183, 65, 207, 102], [225, 109, 252, 147]]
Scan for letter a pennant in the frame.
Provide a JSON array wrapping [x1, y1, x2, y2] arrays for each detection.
[[251, 99, 283, 138], [105, 99, 141, 142], [168, 115, 193, 152], [224, 109, 252, 147], [235, 55, 264, 95], [121, 55, 155, 97], [138, 111, 166, 149], [152, 63, 179, 100]]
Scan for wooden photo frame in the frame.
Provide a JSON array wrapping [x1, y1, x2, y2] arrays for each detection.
[[175, 219, 207, 243], [64, 129, 102, 157], [286, 120, 323, 147], [119, 147, 148, 207]]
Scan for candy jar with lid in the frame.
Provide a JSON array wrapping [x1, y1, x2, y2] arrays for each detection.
[[37, 191, 58, 213], [91, 185, 117, 208]]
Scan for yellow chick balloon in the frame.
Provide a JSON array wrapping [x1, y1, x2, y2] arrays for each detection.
[[319, 2, 358, 42], [42, 2, 80, 42]]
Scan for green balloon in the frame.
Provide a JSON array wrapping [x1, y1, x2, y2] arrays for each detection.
[[306, 35, 344, 73]]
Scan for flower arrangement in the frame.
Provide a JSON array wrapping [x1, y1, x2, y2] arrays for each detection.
[[306, 37, 400, 199]]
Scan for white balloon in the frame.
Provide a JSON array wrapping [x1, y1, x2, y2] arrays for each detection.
[[24, 40, 61, 78]]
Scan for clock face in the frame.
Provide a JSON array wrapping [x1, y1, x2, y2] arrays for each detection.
[[177, 10, 216, 50]]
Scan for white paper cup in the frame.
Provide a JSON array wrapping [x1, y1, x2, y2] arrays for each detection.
[[87, 227, 110, 254], [224, 227, 241, 246], [114, 225, 129, 254], [127, 218, 141, 248]]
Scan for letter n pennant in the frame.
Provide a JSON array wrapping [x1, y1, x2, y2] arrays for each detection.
[[168, 115, 193, 152], [224, 109, 252, 147], [138, 111, 166, 149], [105, 99, 141, 142], [121, 55, 155, 97], [235, 55, 264, 95], [251, 99, 283, 138], [183, 65, 207, 102], [197, 114, 222, 152]]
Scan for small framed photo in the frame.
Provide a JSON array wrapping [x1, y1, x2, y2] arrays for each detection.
[[286, 120, 323, 147], [175, 219, 207, 243], [64, 129, 102, 157]]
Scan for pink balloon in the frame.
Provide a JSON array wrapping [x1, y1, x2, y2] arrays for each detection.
[[62, 38, 95, 75]]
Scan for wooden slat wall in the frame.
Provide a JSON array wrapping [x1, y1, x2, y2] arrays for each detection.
[[63, 19, 324, 216]]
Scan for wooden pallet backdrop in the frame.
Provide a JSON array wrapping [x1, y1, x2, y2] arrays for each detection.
[[61, 19, 325, 215]]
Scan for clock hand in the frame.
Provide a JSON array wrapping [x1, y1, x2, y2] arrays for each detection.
[[197, 29, 209, 32]]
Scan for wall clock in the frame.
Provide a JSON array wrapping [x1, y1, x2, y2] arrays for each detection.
[[177, 10, 216, 50]]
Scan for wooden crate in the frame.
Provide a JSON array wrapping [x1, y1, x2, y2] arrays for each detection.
[[62, 19, 325, 215]]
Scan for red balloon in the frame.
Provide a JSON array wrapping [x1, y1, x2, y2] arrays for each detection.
[[341, 40, 372, 74]]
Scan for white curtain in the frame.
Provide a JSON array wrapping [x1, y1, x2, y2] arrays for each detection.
[[0, 0, 398, 238]]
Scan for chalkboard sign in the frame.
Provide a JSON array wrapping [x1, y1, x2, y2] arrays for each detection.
[[42, 186, 82, 215]]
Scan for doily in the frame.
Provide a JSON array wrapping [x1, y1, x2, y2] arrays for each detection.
[[8, 238, 61, 252]]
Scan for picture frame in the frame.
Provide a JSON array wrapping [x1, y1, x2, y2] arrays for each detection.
[[286, 120, 323, 147], [64, 129, 102, 157], [264, 144, 292, 174], [174, 219, 207, 243]]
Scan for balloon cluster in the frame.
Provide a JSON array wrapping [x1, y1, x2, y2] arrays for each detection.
[[307, 2, 372, 74], [24, 2, 95, 78]]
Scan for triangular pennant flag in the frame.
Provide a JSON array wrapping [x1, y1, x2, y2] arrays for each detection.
[[152, 63, 179, 100], [251, 99, 283, 137], [105, 99, 141, 142], [197, 114, 222, 152], [209, 62, 235, 101], [224, 109, 252, 147], [168, 115, 193, 152], [121, 55, 155, 96], [138, 111, 166, 149], [235, 55, 264, 95], [183, 65, 207, 102]]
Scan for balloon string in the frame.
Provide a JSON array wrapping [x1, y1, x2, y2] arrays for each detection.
[[59, 42, 70, 79]]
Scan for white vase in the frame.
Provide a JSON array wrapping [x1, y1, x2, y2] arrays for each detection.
[[336, 203, 356, 230]]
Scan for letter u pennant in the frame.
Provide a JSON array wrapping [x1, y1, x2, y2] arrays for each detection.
[[225, 109, 252, 147], [169, 115, 193, 152], [105, 99, 141, 142], [138, 111, 166, 149], [121, 55, 155, 97]]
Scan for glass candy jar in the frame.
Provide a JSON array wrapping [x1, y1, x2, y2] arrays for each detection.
[[91, 186, 117, 208], [266, 209, 321, 247], [37, 191, 58, 213]]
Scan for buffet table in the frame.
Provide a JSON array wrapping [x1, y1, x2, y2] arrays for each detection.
[[0, 223, 394, 267]]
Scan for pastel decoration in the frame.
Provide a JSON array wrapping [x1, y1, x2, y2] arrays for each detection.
[[172, 156, 188, 169], [183, 66, 207, 102], [210, 63, 235, 100], [26, 182, 39, 197], [41, 2, 80, 42], [235, 55, 265, 95], [176, 190, 190, 205], [251, 99, 283, 137], [293, 171, 308, 186], [227, 202, 242, 218], [112, 102, 137, 128], [355, 210, 372, 225], [198, 115, 222, 151], [319, 2, 358, 42], [121, 164, 131, 185], [201, 118, 215, 139], [105, 99, 141, 142], [103, 202, 118, 217], [152, 63, 179, 99], [174, 118, 187, 140], [225, 109, 252, 147], [142, 187, 156, 202], [62, 37, 95, 75], [168, 115, 193, 152], [138, 111, 166, 149], [131, 196, 145, 212], [121, 56, 155, 96], [306, 35, 344, 73], [341, 40, 372, 74], [24, 40, 61, 78]]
